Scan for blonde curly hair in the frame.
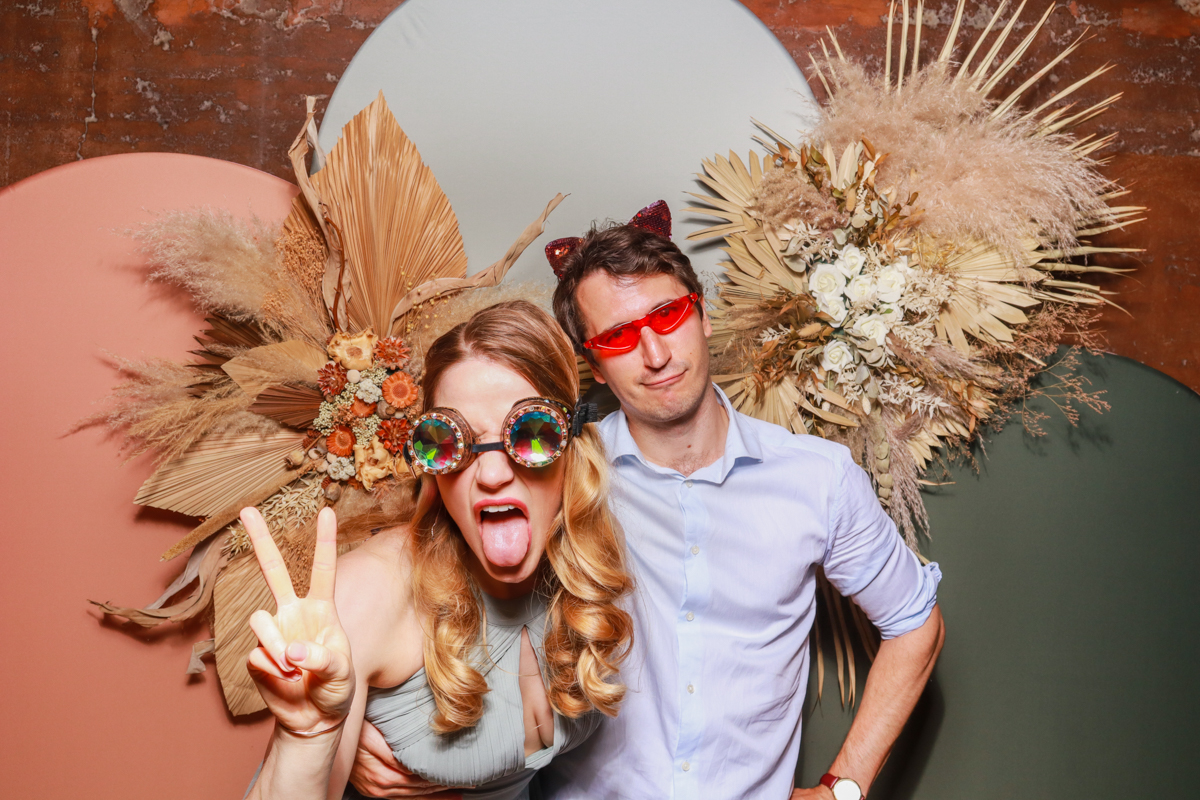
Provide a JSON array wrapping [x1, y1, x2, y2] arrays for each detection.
[[409, 299, 633, 732]]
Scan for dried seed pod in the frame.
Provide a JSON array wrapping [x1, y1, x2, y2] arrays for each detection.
[[285, 448, 307, 469], [878, 473, 894, 488], [876, 456, 890, 472], [323, 481, 343, 502]]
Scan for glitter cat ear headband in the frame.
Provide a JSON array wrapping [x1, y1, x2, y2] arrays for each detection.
[[544, 200, 672, 278]]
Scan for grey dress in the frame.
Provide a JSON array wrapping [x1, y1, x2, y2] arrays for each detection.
[[342, 590, 599, 800]]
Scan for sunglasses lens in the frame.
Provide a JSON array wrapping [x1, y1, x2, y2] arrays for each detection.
[[647, 295, 694, 334], [507, 408, 566, 467], [411, 417, 461, 471], [594, 324, 641, 352]]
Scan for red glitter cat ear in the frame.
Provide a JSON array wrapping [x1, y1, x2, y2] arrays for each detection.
[[628, 200, 671, 240], [546, 201, 671, 280], [545, 237, 583, 278]]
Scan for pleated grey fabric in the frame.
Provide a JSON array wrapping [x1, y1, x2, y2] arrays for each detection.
[[343, 590, 599, 800]]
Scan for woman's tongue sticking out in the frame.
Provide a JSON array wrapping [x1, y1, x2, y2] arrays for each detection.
[[478, 505, 531, 567]]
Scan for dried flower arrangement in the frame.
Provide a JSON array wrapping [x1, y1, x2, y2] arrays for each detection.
[[89, 94, 562, 714], [688, 0, 1141, 703]]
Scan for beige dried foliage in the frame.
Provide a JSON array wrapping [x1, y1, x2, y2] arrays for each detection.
[[138, 208, 277, 320], [275, 216, 328, 308], [233, 342, 323, 388], [755, 167, 848, 233], [137, 208, 327, 346], [83, 354, 278, 463], [809, 61, 1110, 261]]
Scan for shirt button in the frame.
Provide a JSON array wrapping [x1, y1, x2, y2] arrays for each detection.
[[684, 480, 693, 488], [682, 761, 691, 772], [686, 611, 695, 621], [691, 545, 700, 555], [687, 683, 695, 694]]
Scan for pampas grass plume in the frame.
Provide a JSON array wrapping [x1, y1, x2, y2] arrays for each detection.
[[807, 62, 1111, 261]]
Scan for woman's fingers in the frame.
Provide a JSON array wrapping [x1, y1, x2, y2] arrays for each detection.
[[308, 506, 339, 601], [242, 507, 297, 606], [249, 609, 297, 676], [247, 646, 297, 683], [285, 639, 351, 684]]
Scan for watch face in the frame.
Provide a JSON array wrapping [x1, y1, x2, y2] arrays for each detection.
[[831, 778, 863, 800]]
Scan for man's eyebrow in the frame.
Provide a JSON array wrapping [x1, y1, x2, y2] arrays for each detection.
[[606, 296, 681, 328]]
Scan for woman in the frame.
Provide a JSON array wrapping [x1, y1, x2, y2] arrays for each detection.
[[242, 300, 633, 800]]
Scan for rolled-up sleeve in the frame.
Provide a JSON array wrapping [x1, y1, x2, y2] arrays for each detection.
[[822, 448, 941, 639]]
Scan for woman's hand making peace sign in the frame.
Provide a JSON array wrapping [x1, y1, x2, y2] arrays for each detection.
[[244, 506, 355, 737]]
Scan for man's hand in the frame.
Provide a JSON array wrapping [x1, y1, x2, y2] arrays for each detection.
[[348, 720, 461, 798], [790, 787, 835, 799]]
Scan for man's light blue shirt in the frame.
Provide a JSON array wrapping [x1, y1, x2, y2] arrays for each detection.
[[538, 387, 941, 800]]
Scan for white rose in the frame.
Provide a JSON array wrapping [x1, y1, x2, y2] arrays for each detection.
[[844, 272, 876, 304], [821, 340, 857, 373], [809, 263, 845, 297], [875, 264, 908, 303], [834, 244, 866, 278], [815, 291, 849, 326], [850, 313, 891, 347]]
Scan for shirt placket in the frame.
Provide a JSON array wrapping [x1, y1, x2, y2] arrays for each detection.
[[672, 476, 711, 799]]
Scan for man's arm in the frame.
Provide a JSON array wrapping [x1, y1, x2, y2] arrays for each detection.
[[792, 603, 945, 799]]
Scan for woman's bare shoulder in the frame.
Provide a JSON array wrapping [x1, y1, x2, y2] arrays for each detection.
[[333, 525, 424, 684]]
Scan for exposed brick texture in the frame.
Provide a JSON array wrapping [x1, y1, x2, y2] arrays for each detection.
[[2, 0, 1196, 389]]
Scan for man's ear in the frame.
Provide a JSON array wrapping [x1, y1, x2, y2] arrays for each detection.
[[701, 302, 713, 339], [582, 350, 608, 385]]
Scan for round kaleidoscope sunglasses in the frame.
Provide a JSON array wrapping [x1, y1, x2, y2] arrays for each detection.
[[403, 397, 599, 476], [582, 292, 701, 354]]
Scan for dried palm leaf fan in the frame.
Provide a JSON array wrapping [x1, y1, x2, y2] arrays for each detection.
[[90, 94, 564, 714], [688, 0, 1142, 706]]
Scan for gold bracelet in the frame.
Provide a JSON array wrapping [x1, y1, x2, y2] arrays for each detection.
[[277, 716, 347, 738]]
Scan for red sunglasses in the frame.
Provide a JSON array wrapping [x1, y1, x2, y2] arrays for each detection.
[[583, 293, 701, 353]]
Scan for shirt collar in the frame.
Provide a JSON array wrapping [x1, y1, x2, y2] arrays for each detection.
[[603, 384, 763, 483]]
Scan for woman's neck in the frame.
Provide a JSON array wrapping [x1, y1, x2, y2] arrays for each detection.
[[464, 550, 540, 599]]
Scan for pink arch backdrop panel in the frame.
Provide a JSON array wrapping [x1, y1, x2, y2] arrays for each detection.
[[0, 154, 296, 798]]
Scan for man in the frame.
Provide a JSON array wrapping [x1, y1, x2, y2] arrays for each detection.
[[350, 210, 944, 800]]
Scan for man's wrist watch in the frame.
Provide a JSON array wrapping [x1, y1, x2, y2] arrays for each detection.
[[820, 773, 864, 800]]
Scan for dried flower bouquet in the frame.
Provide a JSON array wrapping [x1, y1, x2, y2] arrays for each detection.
[[89, 94, 561, 714]]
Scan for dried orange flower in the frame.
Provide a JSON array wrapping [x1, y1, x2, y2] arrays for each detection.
[[381, 371, 418, 409], [378, 417, 411, 455], [327, 329, 378, 371], [374, 337, 411, 369], [350, 397, 377, 418], [317, 362, 348, 398], [326, 425, 356, 457]]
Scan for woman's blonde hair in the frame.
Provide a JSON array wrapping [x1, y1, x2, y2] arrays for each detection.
[[409, 299, 633, 732]]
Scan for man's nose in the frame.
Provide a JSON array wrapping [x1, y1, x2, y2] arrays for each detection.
[[639, 326, 671, 370], [474, 447, 514, 489]]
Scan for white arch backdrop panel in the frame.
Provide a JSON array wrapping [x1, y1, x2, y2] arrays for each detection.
[[320, 0, 816, 284]]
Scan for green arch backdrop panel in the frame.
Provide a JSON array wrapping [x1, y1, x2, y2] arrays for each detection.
[[796, 351, 1200, 798]]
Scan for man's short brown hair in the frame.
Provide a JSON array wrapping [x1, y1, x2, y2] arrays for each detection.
[[552, 224, 703, 352]]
